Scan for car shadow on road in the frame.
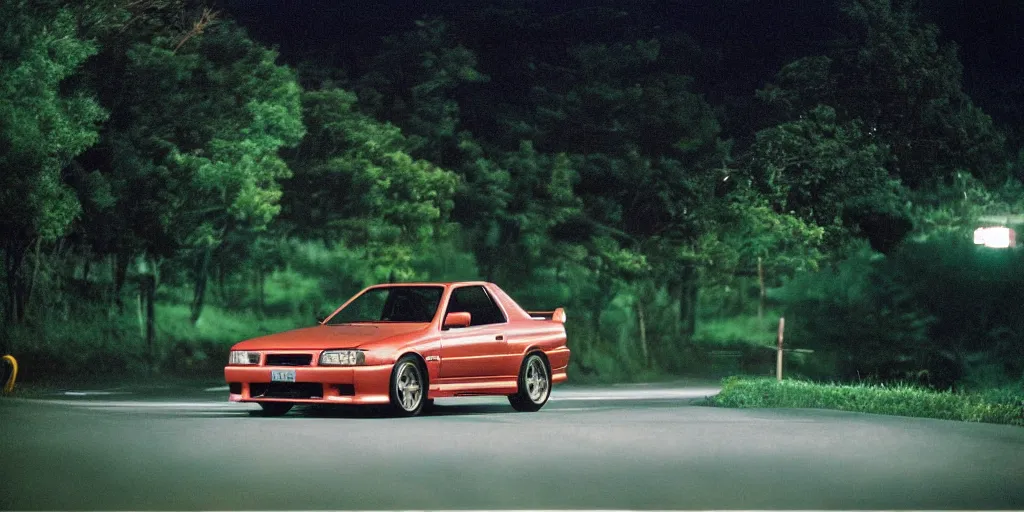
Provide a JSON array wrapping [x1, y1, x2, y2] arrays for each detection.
[[294, 403, 514, 418], [168, 403, 516, 419], [425, 404, 515, 416]]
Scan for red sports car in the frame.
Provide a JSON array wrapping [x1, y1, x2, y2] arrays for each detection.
[[224, 281, 570, 416]]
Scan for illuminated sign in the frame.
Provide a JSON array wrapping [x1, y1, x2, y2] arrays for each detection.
[[973, 227, 1017, 249]]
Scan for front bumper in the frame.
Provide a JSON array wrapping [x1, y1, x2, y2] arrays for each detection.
[[224, 364, 393, 404]]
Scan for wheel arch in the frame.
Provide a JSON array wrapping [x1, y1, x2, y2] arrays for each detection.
[[394, 351, 430, 386], [522, 347, 551, 372]]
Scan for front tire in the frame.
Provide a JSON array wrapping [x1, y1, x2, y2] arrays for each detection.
[[258, 402, 293, 417], [509, 353, 551, 412], [389, 355, 427, 417]]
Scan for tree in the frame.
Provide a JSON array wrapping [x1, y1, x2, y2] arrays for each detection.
[[0, 1, 106, 324], [743, 105, 911, 253], [78, 21, 304, 323], [280, 87, 459, 280], [700, 188, 828, 286], [356, 18, 488, 166], [758, 0, 1008, 189], [530, 39, 730, 339]]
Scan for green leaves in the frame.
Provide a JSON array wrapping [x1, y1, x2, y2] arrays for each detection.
[[0, 3, 106, 243], [357, 18, 487, 163], [761, 0, 1009, 189], [281, 87, 458, 277], [746, 105, 909, 250], [701, 193, 827, 288], [91, 22, 304, 255]]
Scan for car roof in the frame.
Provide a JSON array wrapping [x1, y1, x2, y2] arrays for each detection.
[[367, 281, 492, 287]]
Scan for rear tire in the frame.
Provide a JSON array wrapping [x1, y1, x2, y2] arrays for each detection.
[[389, 355, 427, 417], [258, 402, 293, 417], [508, 353, 551, 412]]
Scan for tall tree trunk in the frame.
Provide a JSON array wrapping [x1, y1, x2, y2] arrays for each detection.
[[113, 250, 129, 313], [4, 247, 15, 325], [4, 241, 29, 324], [217, 261, 226, 301], [682, 280, 698, 338], [25, 237, 42, 317], [757, 256, 766, 321], [136, 284, 146, 339], [144, 272, 156, 373], [256, 267, 265, 319], [676, 266, 699, 340], [190, 246, 212, 325], [637, 297, 649, 367]]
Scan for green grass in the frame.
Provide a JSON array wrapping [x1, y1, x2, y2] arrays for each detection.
[[702, 376, 1024, 427]]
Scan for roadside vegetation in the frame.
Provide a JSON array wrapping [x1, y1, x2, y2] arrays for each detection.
[[703, 377, 1024, 427], [1, 0, 1023, 407]]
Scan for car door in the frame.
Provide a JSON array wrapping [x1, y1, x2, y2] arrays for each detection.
[[438, 285, 508, 380]]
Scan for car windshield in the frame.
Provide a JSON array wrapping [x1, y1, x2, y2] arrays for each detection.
[[325, 286, 443, 324]]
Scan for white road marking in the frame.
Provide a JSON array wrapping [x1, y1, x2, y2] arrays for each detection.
[[62, 391, 132, 396], [433, 389, 719, 405], [551, 388, 720, 401], [181, 509, 978, 512], [15, 387, 720, 414], [548, 407, 619, 412], [20, 399, 251, 409], [87, 407, 253, 414]]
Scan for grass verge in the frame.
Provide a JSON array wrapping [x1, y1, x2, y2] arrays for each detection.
[[700, 376, 1024, 427]]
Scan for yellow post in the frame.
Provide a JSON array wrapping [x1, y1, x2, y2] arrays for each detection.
[[2, 355, 18, 393]]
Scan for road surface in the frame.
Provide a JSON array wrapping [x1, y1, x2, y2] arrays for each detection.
[[1, 382, 1022, 510]]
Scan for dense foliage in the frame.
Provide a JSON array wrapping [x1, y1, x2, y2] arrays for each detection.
[[0, 0, 1021, 389]]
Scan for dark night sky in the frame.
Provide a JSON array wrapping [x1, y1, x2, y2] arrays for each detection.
[[222, 0, 1024, 128]]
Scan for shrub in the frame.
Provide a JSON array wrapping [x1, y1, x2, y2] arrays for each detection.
[[707, 376, 1023, 426]]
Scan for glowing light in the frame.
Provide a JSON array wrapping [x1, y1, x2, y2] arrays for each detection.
[[973, 227, 1016, 249]]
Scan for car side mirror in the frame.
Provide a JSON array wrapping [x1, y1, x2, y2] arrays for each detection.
[[443, 311, 472, 329]]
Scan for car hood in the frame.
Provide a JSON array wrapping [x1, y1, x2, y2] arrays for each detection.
[[231, 324, 430, 351]]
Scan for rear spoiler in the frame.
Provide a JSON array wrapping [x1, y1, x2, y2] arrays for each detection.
[[527, 307, 566, 323]]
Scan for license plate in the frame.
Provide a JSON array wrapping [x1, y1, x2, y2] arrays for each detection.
[[271, 370, 296, 382]]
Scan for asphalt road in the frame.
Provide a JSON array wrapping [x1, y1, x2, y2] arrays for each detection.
[[1, 382, 1022, 510]]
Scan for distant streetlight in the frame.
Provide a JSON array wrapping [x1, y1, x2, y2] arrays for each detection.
[[973, 226, 1017, 249]]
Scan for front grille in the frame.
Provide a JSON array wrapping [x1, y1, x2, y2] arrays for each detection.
[[264, 354, 313, 366], [250, 382, 323, 399]]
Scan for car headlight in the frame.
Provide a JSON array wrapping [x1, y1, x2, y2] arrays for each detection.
[[319, 350, 365, 366], [229, 351, 260, 365]]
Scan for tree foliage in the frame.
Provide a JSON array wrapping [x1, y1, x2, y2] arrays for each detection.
[[0, 1, 106, 323], [744, 105, 910, 252], [759, 0, 1008, 188], [281, 87, 459, 278], [1, 0, 1021, 387]]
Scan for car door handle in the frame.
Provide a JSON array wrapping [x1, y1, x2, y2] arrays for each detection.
[[495, 335, 504, 340]]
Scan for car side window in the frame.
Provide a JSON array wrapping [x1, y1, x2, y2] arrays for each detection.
[[447, 286, 506, 326]]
